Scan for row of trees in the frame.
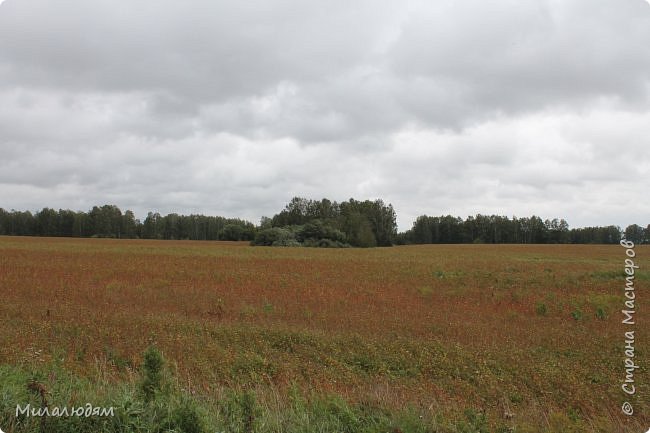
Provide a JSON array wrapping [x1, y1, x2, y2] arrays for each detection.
[[399, 214, 648, 245], [0, 205, 255, 241], [254, 197, 398, 247], [1, 202, 646, 245]]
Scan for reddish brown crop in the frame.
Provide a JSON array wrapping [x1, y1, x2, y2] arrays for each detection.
[[0, 236, 647, 430]]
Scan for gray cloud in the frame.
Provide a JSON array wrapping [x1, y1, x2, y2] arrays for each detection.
[[0, 0, 649, 230]]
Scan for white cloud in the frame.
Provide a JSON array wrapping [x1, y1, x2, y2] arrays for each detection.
[[0, 0, 648, 230]]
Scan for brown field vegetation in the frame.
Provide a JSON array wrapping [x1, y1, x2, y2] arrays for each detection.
[[0, 236, 647, 431]]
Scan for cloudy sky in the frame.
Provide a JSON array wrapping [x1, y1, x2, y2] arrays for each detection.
[[0, 0, 649, 230]]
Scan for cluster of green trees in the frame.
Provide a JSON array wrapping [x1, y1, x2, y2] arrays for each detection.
[[0, 205, 255, 241], [1, 200, 647, 246], [622, 224, 649, 245], [252, 197, 397, 248], [398, 214, 648, 245]]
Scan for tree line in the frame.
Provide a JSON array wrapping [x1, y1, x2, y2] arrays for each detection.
[[0, 200, 647, 245], [397, 214, 648, 245], [0, 205, 255, 241]]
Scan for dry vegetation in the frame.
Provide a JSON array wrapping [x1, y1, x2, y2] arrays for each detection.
[[0, 236, 647, 432]]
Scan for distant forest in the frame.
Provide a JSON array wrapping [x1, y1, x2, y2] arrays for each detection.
[[0, 198, 647, 246]]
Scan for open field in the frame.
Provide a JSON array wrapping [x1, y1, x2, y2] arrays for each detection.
[[0, 236, 648, 432]]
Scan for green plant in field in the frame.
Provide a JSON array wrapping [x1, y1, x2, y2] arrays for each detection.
[[140, 346, 164, 403], [241, 391, 256, 433], [166, 399, 208, 433], [595, 307, 607, 320], [547, 410, 583, 433], [589, 270, 625, 280], [350, 353, 379, 374], [262, 301, 274, 313], [75, 345, 87, 363], [571, 309, 583, 321], [231, 352, 277, 381], [535, 302, 548, 316], [457, 408, 489, 433], [239, 304, 257, 319], [104, 346, 132, 371], [220, 390, 260, 433]]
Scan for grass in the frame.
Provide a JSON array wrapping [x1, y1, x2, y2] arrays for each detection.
[[0, 237, 648, 432], [0, 354, 515, 433]]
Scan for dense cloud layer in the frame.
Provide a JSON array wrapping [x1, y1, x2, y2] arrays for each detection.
[[1, 0, 648, 230]]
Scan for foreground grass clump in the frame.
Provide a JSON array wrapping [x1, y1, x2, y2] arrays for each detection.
[[0, 348, 211, 433], [0, 350, 636, 433], [0, 349, 508, 433]]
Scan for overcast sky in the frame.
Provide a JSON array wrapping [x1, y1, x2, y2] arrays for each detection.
[[1, 0, 649, 230]]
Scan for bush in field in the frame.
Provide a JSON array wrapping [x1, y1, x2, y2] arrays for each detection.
[[571, 309, 583, 321], [220, 390, 259, 433], [272, 238, 302, 247], [251, 227, 297, 246], [297, 220, 347, 244], [140, 346, 164, 403], [252, 223, 350, 247], [166, 400, 208, 433], [303, 238, 350, 248]]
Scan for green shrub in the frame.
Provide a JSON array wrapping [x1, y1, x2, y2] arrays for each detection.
[[167, 400, 207, 433], [220, 390, 260, 433], [571, 309, 583, 321], [251, 227, 297, 246], [298, 220, 347, 244], [271, 238, 302, 247], [140, 346, 164, 403], [303, 238, 350, 248]]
